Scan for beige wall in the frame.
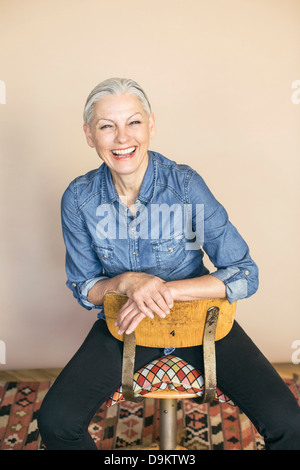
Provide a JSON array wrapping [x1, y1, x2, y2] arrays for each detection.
[[0, 0, 299, 370]]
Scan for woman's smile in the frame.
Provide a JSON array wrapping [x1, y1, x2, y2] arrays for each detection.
[[111, 146, 137, 160]]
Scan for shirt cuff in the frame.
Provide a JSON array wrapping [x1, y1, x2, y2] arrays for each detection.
[[210, 267, 248, 304], [79, 276, 108, 308]]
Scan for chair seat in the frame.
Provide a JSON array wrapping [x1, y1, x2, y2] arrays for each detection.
[[106, 355, 231, 407]]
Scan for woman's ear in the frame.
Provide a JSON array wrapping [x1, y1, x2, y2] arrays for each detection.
[[149, 112, 156, 139], [83, 123, 95, 148]]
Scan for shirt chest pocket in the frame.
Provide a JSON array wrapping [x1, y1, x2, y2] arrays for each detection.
[[92, 244, 117, 276], [151, 233, 187, 272]]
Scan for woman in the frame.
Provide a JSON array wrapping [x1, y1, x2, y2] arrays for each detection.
[[38, 78, 300, 450]]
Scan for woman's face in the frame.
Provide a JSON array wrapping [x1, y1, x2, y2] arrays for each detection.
[[84, 93, 156, 181]]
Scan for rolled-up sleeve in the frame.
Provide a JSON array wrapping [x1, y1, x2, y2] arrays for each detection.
[[188, 172, 259, 304], [61, 183, 108, 311]]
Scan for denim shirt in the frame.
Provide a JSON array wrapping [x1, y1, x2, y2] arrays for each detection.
[[61, 151, 259, 323]]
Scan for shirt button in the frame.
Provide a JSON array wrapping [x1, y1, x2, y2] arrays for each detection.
[[72, 283, 76, 288], [168, 247, 173, 252], [135, 199, 140, 205], [102, 254, 107, 259], [133, 252, 137, 256], [244, 270, 250, 275], [131, 227, 135, 232]]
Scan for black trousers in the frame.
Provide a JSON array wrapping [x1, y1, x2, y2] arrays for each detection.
[[37, 319, 300, 450]]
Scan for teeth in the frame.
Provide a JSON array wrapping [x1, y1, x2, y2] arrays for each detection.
[[112, 146, 136, 156]]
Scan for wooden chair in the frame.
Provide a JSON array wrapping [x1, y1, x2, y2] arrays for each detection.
[[103, 293, 236, 450]]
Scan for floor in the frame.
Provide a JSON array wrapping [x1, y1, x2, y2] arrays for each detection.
[[0, 363, 299, 382], [0, 368, 62, 382]]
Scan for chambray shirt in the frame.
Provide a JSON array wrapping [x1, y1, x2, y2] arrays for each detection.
[[61, 151, 259, 324]]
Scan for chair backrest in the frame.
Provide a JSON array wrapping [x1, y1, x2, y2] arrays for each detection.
[[104, 293, 236, 348]]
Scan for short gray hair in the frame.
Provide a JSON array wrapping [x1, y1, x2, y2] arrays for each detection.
[[83, 77, 152, 125]]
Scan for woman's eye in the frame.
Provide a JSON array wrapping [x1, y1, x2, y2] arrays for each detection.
[[100, 124, 113, 130], [129, 120, 141, 125]]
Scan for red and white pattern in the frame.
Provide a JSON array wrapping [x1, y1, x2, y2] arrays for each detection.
[[106, 355, 231, 407]]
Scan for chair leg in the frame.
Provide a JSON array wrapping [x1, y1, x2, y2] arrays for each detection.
[[159, 398, 178, 450]]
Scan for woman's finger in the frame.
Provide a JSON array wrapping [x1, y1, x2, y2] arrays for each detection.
[[117, 309, 145, 335], [115, 299, 133, 327], [144, 296, 169, 318], [160, 284, 174, 309], [117, 299, 154, 327], [140, 285, 174, 318], [124, 312, 145, 335]]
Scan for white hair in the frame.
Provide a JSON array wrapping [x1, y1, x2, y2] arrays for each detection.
[[83, 77, 152, 125]]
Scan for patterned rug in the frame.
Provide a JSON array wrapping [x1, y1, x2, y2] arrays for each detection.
[[0, 378, 299, 450]]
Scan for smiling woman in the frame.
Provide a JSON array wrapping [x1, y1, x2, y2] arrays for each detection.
[[83, 92, 156, 192], [37, 78, 300, 450]]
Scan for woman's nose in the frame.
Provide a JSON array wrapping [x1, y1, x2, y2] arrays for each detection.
[[115, 127, 129, 144]]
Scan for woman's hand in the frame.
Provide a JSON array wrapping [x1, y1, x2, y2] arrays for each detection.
[[115, 298, 146, 335], [116, 272, 174, 334]]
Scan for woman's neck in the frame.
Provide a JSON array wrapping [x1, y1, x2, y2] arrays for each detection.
[[110, 155, 148, 209], [111, 173, 142, 211]]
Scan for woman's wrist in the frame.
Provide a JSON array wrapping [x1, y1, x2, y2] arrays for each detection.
[[87, 273, 127, 305], [164, 275, 226, 302], [88, 272, 226, 306], [116, 271, 133, 296]]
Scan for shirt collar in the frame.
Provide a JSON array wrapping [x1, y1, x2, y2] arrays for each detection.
[[101, 151, 157, 205]]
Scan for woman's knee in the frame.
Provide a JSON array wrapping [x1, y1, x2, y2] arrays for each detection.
[[265, 411, 300, 450], [38, 395, 78, 448], [37, 399, 57, 447]]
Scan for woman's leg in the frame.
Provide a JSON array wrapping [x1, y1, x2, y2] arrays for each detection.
[[38, 319, 162, 450], [177, 321, 300, 450]]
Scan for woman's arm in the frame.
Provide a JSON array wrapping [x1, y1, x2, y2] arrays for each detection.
[[187, 171, 259, 304], [88, 273, 225, 306], [89, 271, 174, 336], [87, 273, 124, 306], [88, 271, 174, 317], [165, 274, 226, 301], [104, 273, 226, 335]]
